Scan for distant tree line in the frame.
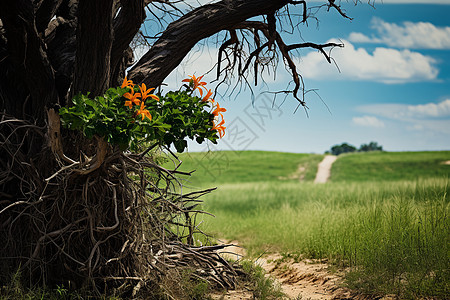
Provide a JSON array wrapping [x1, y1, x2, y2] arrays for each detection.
[[326, 141, 383, 156]]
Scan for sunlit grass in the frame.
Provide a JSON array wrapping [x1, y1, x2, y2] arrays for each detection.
[[163, 150, 324, 186], [174, 150, 450, 298], [331, 151, 450, 182], [197, 178, 449, 298]]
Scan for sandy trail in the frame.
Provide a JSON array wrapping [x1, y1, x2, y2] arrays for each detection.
[[314, 155, 337, 183], [257, 255, 354, 299], [215, 242, 357, 300]]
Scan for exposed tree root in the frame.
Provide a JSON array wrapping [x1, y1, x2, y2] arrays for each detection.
[[0, 111, 236, 297]]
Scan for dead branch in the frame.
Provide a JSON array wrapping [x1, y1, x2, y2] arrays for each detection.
[[227, 20, 343, 104]]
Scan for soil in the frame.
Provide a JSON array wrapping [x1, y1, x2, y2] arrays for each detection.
[[314, 155, 337, 183], [214, 241, 355, 300], [258, 254, 353, 299], [214, 243, 397, 300]]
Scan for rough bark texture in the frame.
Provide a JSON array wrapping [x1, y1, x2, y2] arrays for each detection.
[[71, 0, 114, 97], [110, 0, 145, 86], [0, 0, 59, 123]]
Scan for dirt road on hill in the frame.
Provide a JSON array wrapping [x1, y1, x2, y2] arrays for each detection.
[[314, 155, 337, 183]]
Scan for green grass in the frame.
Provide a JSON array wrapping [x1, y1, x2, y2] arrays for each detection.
[[0, 269, 121, 299], [179, 150, 450, 299], [331, 151, 450, 182], [163, 150, 324, 186], [239, 260, 285, 299], [198, 179, 449, 298]]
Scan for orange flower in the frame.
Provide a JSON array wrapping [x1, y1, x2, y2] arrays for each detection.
[[121, 76, 134, 89], [182, 74, 207, 96], [124, 89, 141, 109], [136, 102, 152, 121], [212, 102, 226, 117], [139, 83, 159, 101], [202, 89, 214, 103], [212, 118, 226, 138]]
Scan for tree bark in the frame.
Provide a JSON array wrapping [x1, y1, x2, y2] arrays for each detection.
[[110, 0, 145, 86], [0, 0, 59, 123], [71, 0, 114, 97], [35, 0, 64, 34]]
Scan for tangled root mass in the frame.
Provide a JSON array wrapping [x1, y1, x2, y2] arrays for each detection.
[[0, 112, 236, 297]]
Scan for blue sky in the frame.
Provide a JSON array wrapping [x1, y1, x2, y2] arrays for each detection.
[[140, 0, 450, 154]]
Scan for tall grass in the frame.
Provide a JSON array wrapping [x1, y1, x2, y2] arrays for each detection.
[[168, 150, 449, 298], [198, 178, 449, 298]]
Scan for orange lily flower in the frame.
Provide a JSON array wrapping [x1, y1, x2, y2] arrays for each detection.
[[136, 102, 152, 121], [212, 102, 226, 117], [121, 76, 134, 89], [212, 118, 226, 138], [182, 74, 207, 96], [202, 89, 214, 102], [139, 83, 159, 101], [217, 127, 226, 138], [124, 89, 141, 109]]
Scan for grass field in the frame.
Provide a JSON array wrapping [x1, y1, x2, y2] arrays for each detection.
[[331, 151, 450, 182], [170, 150, 450, 299], [164, 150, 324, 185]]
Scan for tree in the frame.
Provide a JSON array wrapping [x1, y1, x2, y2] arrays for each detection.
[[0, 0, 370, 296], [359, 141, 383, 152], [330, 143, 357, 156]]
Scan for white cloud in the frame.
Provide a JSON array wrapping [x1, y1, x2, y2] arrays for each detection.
[[356, 99, 450, 135], [407, 99, 450, 118], [352, 115, 385, 128], [349, 18, 450, 49], [406, 119, 450, 135], [298, 39, 438, 83], [358, 99, 450, 120], [133, 46, 149, 63]]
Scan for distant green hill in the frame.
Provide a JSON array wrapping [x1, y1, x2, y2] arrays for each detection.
[[163, 151, 324, 186], [330, 151, 450, 182], [163, 150, 450, 185]]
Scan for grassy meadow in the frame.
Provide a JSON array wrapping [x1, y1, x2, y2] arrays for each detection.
[[331, 151, 450, 182], [165, 150, 324, 185], [167, 150, 450, 299]]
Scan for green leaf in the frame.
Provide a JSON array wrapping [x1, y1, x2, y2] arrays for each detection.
[[174, 139, 188, 153]]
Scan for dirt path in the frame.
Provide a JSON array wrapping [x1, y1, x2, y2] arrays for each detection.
[[214, 242, 359, 300], [314, 155, 337, 183], [257, 255, 354, 299]]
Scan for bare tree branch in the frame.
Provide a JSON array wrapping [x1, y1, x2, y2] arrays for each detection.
[[327, 0, 353, 20], [228, 19, 343, 104], [128, 0, 290, 87]]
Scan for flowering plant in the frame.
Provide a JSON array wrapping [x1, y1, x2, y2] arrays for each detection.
[[59, 75, 225, 152]]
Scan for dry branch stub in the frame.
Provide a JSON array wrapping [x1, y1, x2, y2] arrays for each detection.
[[0, 111, 237, 297]]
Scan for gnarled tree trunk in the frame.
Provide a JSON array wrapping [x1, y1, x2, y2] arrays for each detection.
[[0, 0, 353, 296]]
